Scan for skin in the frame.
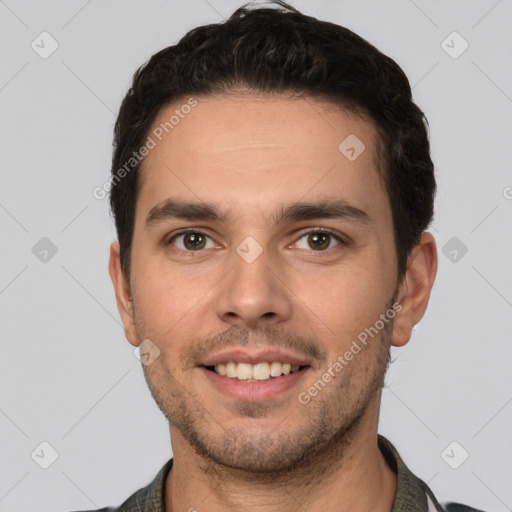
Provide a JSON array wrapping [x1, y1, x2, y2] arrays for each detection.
[[109, 93, 437, 512]]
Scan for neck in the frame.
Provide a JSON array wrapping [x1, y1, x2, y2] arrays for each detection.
[[165, 405, 397, 512]]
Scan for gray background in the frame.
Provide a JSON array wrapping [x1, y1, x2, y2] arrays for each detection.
[[1, 0, 511, 511]]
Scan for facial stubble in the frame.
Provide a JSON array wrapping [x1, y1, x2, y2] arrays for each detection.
[[134, 296, 394, 478]]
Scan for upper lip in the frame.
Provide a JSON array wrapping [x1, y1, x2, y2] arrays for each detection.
[[198, 348, 313, 367]]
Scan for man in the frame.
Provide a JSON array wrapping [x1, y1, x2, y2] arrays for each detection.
[[84, 1, 484, 511]]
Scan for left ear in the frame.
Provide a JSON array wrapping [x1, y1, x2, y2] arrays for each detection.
[[391, 232, 438, 347]]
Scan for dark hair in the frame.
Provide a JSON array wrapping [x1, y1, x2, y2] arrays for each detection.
[[110, 0, 435, 281]]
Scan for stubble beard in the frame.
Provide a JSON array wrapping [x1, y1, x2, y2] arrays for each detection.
[[134, 300, 394, 478]]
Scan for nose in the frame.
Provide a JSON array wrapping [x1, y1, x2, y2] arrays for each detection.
[[215, 241, 293, 329]]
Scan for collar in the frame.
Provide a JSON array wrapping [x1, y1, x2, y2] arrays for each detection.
[[378, 434, 444, 511]]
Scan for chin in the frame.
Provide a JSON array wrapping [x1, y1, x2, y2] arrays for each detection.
[[194, 432, 319, 474]]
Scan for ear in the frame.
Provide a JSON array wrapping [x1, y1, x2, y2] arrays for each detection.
[[108, 241, 139, 347], [391, 232, 438, 347]]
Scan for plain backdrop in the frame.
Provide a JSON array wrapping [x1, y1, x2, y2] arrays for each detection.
[[1, 1, 511, 511]]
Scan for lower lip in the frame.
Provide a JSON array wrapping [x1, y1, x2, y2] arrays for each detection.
[[199, 367, 309, 401]]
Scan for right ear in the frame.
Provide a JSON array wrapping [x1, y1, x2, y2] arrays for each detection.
[[390, 232, 437, 348], [108, 241, 139, 346]]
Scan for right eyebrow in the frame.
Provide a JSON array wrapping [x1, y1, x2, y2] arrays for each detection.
[[145, 199, 225, 227]]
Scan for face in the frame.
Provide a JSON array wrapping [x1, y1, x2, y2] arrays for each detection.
[[111, 93, 418, 474]]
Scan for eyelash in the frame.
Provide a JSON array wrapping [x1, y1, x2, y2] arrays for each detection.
[[166, 227, 347, 254]]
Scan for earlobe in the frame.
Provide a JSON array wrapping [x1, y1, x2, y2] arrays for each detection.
[[391, 232, 438, 347], [108, 241, 139, 346]]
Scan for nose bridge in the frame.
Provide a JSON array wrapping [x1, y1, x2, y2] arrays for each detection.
[[215, 236, 292, 327]]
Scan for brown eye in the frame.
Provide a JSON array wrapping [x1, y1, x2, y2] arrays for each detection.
[[169, 231, 214, 251], [294, 230, 342, 251], [183, 233, 206, 250], [307, 232, 330, 250]]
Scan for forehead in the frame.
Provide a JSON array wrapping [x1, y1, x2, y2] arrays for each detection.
[[136, 93, 388, 226]]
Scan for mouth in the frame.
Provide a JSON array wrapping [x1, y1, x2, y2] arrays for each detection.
[[203, 361, 309, 382], [198, 348, 313, 401]]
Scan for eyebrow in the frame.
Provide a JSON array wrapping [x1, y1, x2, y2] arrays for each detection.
[[145, 198, 370, 228], [146, 200, 224, 226], [271, 199, 370, 227]]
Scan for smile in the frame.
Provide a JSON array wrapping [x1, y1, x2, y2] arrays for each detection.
[[207, 361, 306, 381]]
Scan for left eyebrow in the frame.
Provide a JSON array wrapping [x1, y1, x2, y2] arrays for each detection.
[[271, 199, 371, 228]]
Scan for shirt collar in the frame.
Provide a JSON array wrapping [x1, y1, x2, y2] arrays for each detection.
[[378, 434, 443, 512], [140, 458, 173, 512]]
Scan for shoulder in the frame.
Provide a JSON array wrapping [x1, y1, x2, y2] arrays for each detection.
[[69, 458, 173, 512], [69, 491, 147, 512], [378, 434, 488, 512]]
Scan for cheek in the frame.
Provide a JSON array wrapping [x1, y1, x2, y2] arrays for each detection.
[[131, 259, 220, 343], [299, 264, 391, 344]]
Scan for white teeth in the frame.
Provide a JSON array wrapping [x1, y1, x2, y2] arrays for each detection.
[[270, 361, 282, 377], [225, 362, 237, 378], [236, 363, 253, 380], [213, 361, 303, 380], [253, 362, 270, 380]]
